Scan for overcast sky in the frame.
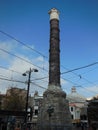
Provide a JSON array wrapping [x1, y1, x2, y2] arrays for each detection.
[[0, 0, 98, 98]]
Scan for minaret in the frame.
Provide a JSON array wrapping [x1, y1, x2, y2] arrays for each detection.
[[37, 8, 72, 130], [48, 8, 61, 89]]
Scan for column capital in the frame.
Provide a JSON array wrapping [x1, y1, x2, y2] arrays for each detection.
[[48, 8, 59, 20]]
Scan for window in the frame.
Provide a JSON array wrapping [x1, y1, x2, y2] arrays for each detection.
[[71, 107, 73, 112], [71, 114, 73, 119], [35, 109, 38, 115], [34, 100, 39, 106]]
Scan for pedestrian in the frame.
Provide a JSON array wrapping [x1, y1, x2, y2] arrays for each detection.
[[81, 122, 84, 130]]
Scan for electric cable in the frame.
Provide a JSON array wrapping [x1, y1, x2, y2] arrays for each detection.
[[0, 77, 46, 90], [0, 65, 22, 75], [61, 62, 98, 75], [0, 77, 25, 84], [1, 30, 98, 96], [0, 30, 47, 58], [0, 47, 48, 72]]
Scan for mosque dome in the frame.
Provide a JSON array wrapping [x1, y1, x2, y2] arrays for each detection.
[[67, 87, 86, 103]]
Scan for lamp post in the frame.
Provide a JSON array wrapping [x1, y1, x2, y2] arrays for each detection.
[[23, 68, 38, 129]]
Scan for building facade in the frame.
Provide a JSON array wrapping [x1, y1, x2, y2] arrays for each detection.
[[66, 87, 87, 124], [27, 87, 88, 129]]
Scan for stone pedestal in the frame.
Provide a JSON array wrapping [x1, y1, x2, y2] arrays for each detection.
[[37, 8, 72, 130], [37, 89, 72, 130]]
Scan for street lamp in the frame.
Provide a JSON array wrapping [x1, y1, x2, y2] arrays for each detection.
[[23, 68, 38, 128]]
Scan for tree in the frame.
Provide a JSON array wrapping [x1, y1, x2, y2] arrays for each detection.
[[3, 87, 26, 111], [88, 97, 98, 121], [87, 97, 98, 129]]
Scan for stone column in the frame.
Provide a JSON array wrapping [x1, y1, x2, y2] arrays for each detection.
[[48, 8, 61, 89], [37, 8, 72, 130]]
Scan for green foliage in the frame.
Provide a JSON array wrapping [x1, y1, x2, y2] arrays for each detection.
[[3, 88, 26, 111], [87, 98, 98, 121]]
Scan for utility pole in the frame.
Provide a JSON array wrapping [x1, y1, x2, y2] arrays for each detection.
[[23, 68, 38, 129]]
